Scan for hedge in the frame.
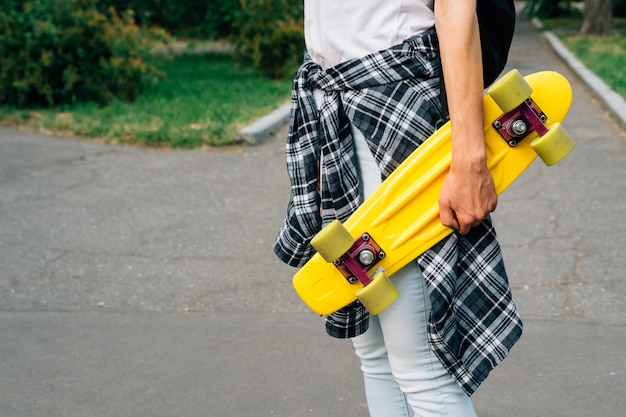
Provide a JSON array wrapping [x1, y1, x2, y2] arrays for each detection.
[[0, 0, 168, 107]]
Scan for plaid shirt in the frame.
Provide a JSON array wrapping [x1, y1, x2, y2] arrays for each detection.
[[273, 29, 523, 396]]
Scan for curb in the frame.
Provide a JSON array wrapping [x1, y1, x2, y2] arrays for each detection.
[[532, 17, 626, 128], [237, 103, 291, 145]]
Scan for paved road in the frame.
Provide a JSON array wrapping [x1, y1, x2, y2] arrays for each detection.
[[1, 16, 625, 417]]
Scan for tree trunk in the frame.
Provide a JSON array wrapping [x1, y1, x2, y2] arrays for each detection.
[[581, 0, 613, 36]]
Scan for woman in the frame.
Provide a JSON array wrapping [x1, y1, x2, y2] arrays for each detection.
[[274, 1, 523, 416]]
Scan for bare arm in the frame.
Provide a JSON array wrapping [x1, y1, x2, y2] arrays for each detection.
[[434, 0, 497, 234]]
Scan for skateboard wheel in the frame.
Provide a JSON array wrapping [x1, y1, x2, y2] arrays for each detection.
[[311, 220, 355, 262], [355, 270, 399, 315], [531, 122, 576, 166], [487, 69, 533, 113]]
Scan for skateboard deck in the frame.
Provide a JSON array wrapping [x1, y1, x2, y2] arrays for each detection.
[[293, 70, 575, 316]]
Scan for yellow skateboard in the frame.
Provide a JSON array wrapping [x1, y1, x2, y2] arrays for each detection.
[[293, 69, 575, 316]]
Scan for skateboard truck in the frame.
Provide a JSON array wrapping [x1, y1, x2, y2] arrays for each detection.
[[333, 233, 385, 286], [493, 97, 548, 147]]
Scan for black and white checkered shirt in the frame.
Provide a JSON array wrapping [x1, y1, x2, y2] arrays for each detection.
[[273, 29, 522, 396]]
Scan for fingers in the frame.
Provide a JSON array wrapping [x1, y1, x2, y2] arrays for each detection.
[[440, 201, 492, 235], [454, 214, 474, 235], [439, 204, 459, 231], [440, 201, 476, 234], [438, 167, 498, 235], [457, 209, 493, 234]]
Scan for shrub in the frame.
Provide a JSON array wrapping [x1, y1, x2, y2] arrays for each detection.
[[615, 0, 626, 17], [523, 0, 583, 18], [97, 0, 240, 39], [200, 0, 240, 39], [231, 0, 304, 80], [0, 0, 169, 108]]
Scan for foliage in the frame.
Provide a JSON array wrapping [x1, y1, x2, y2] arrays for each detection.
[[0, 0, 169, 108], [200, 0, 240, 39], [523, 0, 582, 18], [97, 0, 240, 39], [562, 33, 626, 97], [614, 0, 626, 17], [0, 54, 292, 147], [231, 0, 305, 79]]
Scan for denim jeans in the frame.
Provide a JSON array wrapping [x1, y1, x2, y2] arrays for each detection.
[[351, 124, 477, 417]]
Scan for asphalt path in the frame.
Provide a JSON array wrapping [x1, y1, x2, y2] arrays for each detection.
[[1, 16, 625, 417]]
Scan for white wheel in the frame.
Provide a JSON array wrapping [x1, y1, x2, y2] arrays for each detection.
[[355, 270, 399, 315], [531, 122, 576, 166], [311, 220, 354, 262], [487, 69, 533, 113]]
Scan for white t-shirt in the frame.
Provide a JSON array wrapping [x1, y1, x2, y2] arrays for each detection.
[[304, 0, 435, 69]]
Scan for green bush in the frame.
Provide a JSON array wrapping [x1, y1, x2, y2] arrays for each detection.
[[231, 0, 304, 80], [0, 0, 169, 108], [200, 0, 240, 39], [523, 0, 581, 18], [97, 0, 240, 39], [615, 0, 626, 17], [524, 0, 626, 20]]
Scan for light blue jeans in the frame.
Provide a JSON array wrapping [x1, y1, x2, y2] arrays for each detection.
[[351, 124, 477, 417]]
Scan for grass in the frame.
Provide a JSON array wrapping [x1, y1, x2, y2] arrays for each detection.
[[539, 17, 626, 100], [4, 19, 624, 148], [0, 53, 292, 148]]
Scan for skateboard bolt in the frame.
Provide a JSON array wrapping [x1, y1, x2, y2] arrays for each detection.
[[511, 119, 527, 136], [358, 250, 376, 266]]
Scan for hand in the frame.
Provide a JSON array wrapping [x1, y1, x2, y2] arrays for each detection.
[[438, 161, 497, 234]]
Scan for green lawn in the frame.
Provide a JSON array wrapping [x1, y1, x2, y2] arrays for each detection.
[[541, 18, 626, 100], [0, 53, 292, 148], [562, 35, 626, 99]]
